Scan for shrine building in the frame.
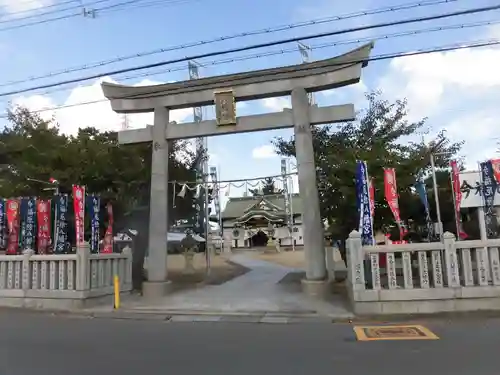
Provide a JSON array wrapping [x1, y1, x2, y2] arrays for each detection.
[[221, 194, 303, 249]]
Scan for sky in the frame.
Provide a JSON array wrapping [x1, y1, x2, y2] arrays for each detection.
[[0, 0, 500, 210]]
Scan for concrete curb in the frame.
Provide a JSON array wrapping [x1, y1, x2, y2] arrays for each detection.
[[60, 308, 345, 324]]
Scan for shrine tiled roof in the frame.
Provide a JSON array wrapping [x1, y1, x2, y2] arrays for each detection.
[[222, 194, 302, 219]]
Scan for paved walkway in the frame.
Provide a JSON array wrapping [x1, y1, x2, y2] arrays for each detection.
[[97, 253, 352, 318]]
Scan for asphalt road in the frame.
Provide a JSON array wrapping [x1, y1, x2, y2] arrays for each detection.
[[0, 311, 497, 375]]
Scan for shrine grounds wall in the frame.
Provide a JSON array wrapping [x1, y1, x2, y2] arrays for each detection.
[[346, 231, 500, 315], [0, 245, 132, 310]]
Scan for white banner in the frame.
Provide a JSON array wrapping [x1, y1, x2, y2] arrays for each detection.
[[459, 171, 500, 208]]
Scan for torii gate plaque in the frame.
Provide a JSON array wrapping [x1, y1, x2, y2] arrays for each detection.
[[102, 42, 374, 298]]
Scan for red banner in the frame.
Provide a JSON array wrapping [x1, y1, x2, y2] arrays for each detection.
[[6, 199, 20, 255], [36, 200, 51, 254], [72, 185, 85, 247], [384, 168, 406, 240], [368, 178, 375, 219], [384, 168, 401, 221], [491, 159, 500, 184], [102, 203, 114, 254], [450, 160, 468, 239]]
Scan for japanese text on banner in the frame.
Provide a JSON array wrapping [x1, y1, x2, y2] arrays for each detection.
[[480, 161, 498, 238], [491, 159, 500, 184], [450, 160, 467, 239], [24, 198, 36, 250], [19, 198, 27, 249], [6, 199, 20, 255], [0, 199, 6, 249], [86, 195, 100, 253], [72, 185, 85, 247], [356, 161, 374, 245], [368, 178, 375, 219], [102, 203, 114, 254], [36, 200, 51, 254], [54, 195, 68, 254], [384, 168, 406, 239]]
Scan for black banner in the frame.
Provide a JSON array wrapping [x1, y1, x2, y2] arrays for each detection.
[[480, 161, 498, 238], [24, 198, 36, 250], [54, 194, 68, 254]]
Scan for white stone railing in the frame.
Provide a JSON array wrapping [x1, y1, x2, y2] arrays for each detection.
[[346, 230, 500, 315], [0, 244, 132, 309]]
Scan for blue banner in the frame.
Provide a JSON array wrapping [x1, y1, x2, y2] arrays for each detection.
[[19, 198, 28, 249], [355, 162, 363, 230], [54, 194, 68, 254], [87, 195, 100, 253], [355, 161, 374, 245], [0, 199, 5, 249], [24, 198, 36, 250], [415, 173, 434, 241], [480, 161, 498, 238]]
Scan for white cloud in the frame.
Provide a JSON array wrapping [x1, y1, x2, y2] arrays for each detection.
[[12, 77, 192, 136], [0, 0, 52, 14], [379, 46, 500, 120], [378, 40, 500, 167], [262, 97, 291, 112], [252, 144, 276, 159], [322, 79, 367, 98]]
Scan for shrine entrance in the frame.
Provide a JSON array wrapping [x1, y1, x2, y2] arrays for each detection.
[[101, 42, 373, 298], [251, 231, 268, 247]]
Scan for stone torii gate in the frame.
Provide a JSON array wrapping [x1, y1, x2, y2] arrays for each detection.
[[102, 42, 374, 298]]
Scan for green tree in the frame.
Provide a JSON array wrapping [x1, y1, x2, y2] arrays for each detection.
[[273, 92, 462, 257], [0, 107, 204, 290], [249, 177, 284, 196], [0, 107, 198, 224]]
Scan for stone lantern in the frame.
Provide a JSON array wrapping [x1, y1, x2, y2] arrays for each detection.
[[180, 231, 198, 274], [267, 222, 275, 238]]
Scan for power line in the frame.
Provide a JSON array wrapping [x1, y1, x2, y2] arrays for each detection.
[[0, 0, 112, 25], [0, 0, 192, 33], [122, 39, 500, 101], [98, 0, 197, 14], [1, 3, 498, 97], [0, 0, 456, 88], [0, 0, 126, 32], [3, 39, 499, 118], [95, 0, 148, 12], [171, 172, 298, 186], [0, 0, 80, 19], [13, 18, 500, 99]]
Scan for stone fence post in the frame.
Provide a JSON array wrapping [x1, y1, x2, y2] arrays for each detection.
[[347, 230, 365, 290], [76, 243, 91, 292], [22, 249, 35, 290], [443, 232, 460, 287], [122, 245, 133, 286], [325, 246, 335, 281]]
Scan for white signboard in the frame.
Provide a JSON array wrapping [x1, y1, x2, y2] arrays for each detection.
[[459, 171, 500, 208]]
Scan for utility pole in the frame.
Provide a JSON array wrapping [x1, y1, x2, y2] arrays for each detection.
[[189, 60, 211, 274], [188, 60, 208, 241], [210, 166, 222, 252], [426, 134, 448, 241], [429, 152, 443, 241], [288, 159, 296, 251], [281, 159, 294, 251], [297, 42, 315, 105]]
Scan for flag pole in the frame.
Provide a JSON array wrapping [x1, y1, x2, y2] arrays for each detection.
[[449, 162, 461, 240]]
